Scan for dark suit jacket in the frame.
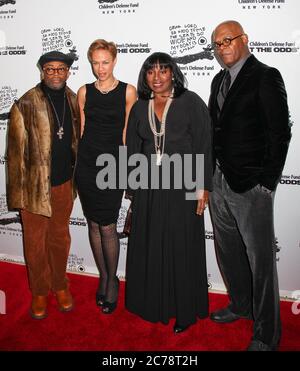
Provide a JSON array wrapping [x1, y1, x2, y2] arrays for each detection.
[[208, 55, 291, 192]]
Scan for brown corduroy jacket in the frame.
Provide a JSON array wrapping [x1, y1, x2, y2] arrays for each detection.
[[7, 83, 80, 217]]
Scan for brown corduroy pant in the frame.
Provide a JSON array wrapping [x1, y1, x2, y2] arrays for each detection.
[[21, 180, 73, 296]]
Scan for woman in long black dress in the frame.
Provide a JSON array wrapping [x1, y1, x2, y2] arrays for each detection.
[[75, 39, 136, 313], [125, 52, 212, 332]]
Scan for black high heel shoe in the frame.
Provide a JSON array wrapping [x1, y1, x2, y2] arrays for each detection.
[[173, 322, 190, 334], [96, 292, 106, 307], [102, 300, 117, 314], [102, 277, 119, 314]]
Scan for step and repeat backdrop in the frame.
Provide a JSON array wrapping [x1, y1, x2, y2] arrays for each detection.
[[0, 0, 299, 298]]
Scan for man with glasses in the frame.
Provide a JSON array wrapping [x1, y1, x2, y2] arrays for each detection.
[[208, 21, 291, 350], [7, 51, 80, 319]]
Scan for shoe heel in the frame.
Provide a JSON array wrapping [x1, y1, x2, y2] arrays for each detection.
[[102, 277, 119, 314], [102, 300, 117, 314], [96, 292, 106, 307]]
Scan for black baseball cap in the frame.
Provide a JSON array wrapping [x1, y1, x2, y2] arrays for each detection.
[[38, 51, 75, 68]]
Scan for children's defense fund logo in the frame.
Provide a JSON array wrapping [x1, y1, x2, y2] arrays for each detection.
[[69, 216, 87, 227], [249, 40, 299, 54], [238, 0, 286, 10], [116, 42, 151, 54], [0, 86, 17, 129], [280, 174, 300, 186], [169, 24, 214, 78], [0, 44, 26, 56], [41, 27, 79, 75], [0, 0, 16, 20], [205, 230, 214, 241], [98, 0, 140, 15]]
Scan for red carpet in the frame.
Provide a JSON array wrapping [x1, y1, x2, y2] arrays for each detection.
[[0, 261, 299, 351]]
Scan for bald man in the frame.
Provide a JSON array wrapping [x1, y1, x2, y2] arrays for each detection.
[[208, 21, 291, 351]]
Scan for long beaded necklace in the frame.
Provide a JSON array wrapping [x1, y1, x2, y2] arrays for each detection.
[[47, 92, 66, 140], [96, 78, 117, 94], [148, 89, 173, 166]]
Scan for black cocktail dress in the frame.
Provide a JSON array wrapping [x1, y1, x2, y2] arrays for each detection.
[[75, 81, 127, 225]]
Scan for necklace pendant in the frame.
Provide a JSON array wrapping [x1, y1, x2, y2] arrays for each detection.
[[156, 150, 162, 166], [57, 127, 64, 140]]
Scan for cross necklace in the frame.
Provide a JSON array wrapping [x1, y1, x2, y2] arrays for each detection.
[[47, 92, 66, 140]]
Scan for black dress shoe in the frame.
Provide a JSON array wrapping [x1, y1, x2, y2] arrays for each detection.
[[247, 340, 274, 351], [210, 307, 243, 323], [173, 322, 190, 334]]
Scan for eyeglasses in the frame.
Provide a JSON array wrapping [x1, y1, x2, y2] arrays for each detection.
[[212, 34, 244, 50], [43, 67, 69, 75]]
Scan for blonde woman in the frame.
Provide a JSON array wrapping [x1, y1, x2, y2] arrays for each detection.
[[75, 39, 136, 314]]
